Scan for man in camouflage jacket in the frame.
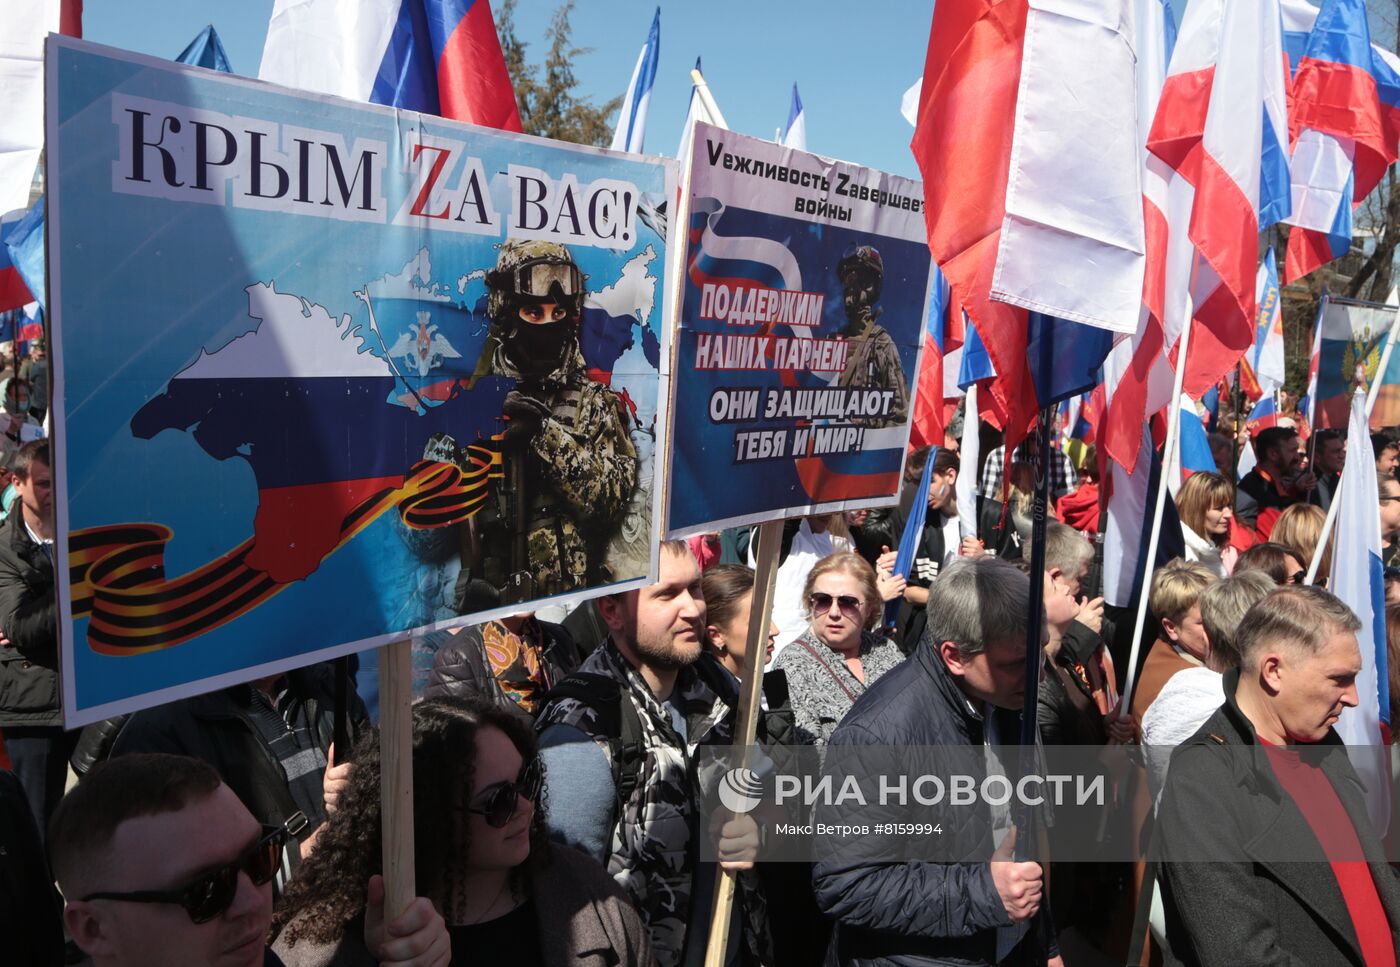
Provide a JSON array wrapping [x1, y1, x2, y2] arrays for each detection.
[[536, 542, 764, 967], [456, 240, 638, 613], [834, 244, 908, 429]]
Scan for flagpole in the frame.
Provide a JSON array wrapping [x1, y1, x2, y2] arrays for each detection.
[[690, 69, 729, 130], [1121, 314, 1194, 714], [1305, 301, 1400, 583]]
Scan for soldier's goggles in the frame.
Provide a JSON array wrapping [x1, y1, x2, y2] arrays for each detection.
[[466, 757, 544, 828], [511, 259, 584, 300], [81, 819, 294, 924]]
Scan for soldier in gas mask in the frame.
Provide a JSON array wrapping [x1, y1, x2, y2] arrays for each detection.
[[834, 244, 909, 429], [455, 240, 638, 613]]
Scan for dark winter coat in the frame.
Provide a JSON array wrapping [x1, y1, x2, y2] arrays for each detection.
[[0, 769, 63, 967], [1156, 669, 1400, 966], [812, 643, 1052, 966], [0, 507, 58, 726], [109, 664, 368, 842], [423, 618, 580, 713]]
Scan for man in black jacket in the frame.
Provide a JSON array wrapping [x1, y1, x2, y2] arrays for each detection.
[[0, 440, 72, 837], [109, 662, 368, 877], [813, 556, 1060, 967], [1156, 586, 1400, 965]]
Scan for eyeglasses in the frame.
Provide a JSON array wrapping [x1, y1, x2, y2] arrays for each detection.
[[82, 820, 293, 924], [1288, 570, 1307, 585], [809, 592, 865, 618], [467, 757, 543, 828]]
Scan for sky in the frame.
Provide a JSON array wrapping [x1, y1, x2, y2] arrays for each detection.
[[84, 1, 937, 180]]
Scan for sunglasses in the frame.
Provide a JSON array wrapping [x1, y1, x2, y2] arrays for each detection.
[[467, 757, 543, 828], [809, 592, 865, 618], [1288, 570, 1307, 585], [82, 819, 293, 924]]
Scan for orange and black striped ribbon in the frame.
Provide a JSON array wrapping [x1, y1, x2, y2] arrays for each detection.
[[68, 448, 500, 656]]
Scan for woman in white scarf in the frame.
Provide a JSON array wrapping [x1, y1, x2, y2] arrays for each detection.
[[1175, 471, 1238, 577]]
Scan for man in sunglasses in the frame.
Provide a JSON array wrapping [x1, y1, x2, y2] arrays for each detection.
[[456, 239, 637, 613], [50, 752, 449, 967], [833, 244, 908, 429]]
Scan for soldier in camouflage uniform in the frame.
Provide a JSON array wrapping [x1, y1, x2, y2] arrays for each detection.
[[536, 542, 767, 967], [833, 244, 909, 429], [456, 240, 638, 613]]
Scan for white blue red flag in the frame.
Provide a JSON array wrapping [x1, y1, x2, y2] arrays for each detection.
[[1283, 0, 1397, 282], [610, 8, 660, 154], [2, 200, 44, 313], [0, 210, 34, 312], [259, 0, 521, 131], [781, 84, 807, 152], [910, 265, 963, 450], [1167, 395, 1217, 492], [1244, 394, 1280, 435], [1328, 387, 1391, 835]]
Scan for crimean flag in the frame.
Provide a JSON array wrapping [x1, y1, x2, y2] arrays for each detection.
[[1283, 0, 1396, 282], [259, 0, 521, 131], [1102, 0, 1292, 473]]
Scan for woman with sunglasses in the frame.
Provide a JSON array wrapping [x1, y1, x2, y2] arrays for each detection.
[[771, 552, 905, 747], [271, 698, 652, 966]]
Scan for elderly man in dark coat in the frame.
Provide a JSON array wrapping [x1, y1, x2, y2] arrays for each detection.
[[1156, 585, 1400, 965]]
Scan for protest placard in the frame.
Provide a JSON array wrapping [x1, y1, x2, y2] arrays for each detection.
[[665, 122, 930, 537], [47, 37, 675, 726]]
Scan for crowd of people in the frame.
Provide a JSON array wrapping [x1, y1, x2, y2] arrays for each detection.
[[2, 399, 1400, 966]]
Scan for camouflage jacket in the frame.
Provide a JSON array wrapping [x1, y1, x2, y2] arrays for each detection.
[[836, 324, 909, 428], [479, 340, 638, 597], [537, 641, 757, 967]]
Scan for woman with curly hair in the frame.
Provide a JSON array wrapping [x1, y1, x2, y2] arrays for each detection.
[[271, 697, 652, 966]]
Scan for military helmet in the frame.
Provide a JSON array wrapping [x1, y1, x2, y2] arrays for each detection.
[[837, 244, 884, 301], [485, 239, 586, 323]]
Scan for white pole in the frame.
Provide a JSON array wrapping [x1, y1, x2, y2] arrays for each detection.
[[1120, 316, 1194, 714], [1305, 301, 1400, 583], [690, 69, 729, 130]]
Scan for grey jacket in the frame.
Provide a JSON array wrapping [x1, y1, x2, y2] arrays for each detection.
[[1156, 669, 1400, 966]]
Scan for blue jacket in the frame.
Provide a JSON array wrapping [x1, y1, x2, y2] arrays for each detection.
[[812, 643, 1051, 966]]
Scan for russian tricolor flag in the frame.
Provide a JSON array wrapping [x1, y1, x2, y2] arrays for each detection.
[[1283, 0, 1397, 282], [908, 264, 962, 450], [1244, 394, 1280, 435], [259, 0, 521, 131], [0, 211, 34, 313]]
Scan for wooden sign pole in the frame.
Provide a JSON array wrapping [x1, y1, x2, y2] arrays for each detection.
[[703, 518, 784, 967], [378, 639, 416, 920]]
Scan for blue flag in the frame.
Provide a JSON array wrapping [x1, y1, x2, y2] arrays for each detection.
[[176, 25, 233, 72]]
